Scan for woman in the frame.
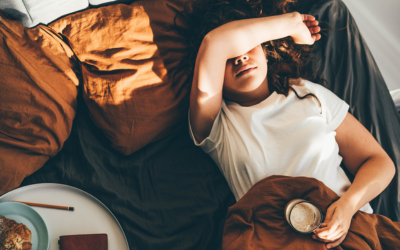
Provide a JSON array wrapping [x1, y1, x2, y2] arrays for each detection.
[[184, 0, 395, 248]]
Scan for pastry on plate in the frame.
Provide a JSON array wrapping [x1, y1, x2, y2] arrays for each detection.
[[0, 216, 32, 250]]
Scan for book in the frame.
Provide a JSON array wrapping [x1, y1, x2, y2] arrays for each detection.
[[59, 234, 108, 250]]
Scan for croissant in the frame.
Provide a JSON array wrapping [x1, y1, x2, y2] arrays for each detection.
[[0, 216, 32, 250]]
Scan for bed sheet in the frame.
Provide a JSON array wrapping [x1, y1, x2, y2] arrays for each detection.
[[21, 92, 235, 250], [19, 0, 400, 249]]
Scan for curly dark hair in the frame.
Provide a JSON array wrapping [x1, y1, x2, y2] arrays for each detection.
[[175, 0, 327, 100]]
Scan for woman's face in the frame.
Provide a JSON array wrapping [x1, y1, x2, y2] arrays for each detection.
[[223, 45, 268, 99]]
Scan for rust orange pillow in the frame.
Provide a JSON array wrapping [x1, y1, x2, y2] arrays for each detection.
[[0, 11, 79, 194], [49, 0, 190, 155]]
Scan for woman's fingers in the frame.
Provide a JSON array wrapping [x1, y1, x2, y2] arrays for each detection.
[[315, 213, 341, 239], [327, 229, 344, 241], [292, 14, 320, 44], [312, 229, 344, 243], [304, 19, 320, 41], [302, 14, 316, 22], [309, 27, 321, 35], [312, 200, 352, 248], [305, 20, 319, 27], [309, 26, 321, 34], [317, 222, 340, 238], [326, 233, 347, 249], [312, 234, 332, 243]]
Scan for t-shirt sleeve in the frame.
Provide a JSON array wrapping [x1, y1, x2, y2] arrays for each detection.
[[310, 81, 350, 131], [188, 108, 223, 153]]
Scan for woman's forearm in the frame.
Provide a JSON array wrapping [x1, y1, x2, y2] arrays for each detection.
[[340, 155, 395, 214], [204, 12, 302, 60], [192, 11, 302, 101]]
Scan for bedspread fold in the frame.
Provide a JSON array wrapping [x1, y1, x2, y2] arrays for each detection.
[[222, 175, 400, 250]]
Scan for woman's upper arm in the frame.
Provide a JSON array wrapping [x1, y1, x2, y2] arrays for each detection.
[[189, 35, 226, 143], [335, 112, 392, 175]]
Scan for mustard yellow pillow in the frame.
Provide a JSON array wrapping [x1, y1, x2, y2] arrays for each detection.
[[50, 0, 189, 155], [0, 11, 79, 194]]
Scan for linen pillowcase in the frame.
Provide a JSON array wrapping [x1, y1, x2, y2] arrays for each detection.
[[0, 0, 89, 28], [49, 0, 189, 155], [89, 0, 134, 5], [0, 11, 79, 194]]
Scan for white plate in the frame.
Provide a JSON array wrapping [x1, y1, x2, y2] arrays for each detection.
[[0, 183, 129, 250]]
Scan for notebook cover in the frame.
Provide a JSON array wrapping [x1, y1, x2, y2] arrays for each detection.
[[59, 234, 108, 250]]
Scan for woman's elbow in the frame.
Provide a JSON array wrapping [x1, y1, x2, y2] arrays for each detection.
[[388, 157, 396, 180], [380, 153, 396, 181]]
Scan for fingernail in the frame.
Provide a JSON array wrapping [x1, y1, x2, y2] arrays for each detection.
[[327, 246, 331, 249]]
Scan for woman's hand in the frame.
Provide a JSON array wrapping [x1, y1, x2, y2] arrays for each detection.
[[312, 199, 354, 249], [291, 13, 321, 45], [310, 112, 396, 249]]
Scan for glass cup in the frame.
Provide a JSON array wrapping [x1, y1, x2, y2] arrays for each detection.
[[284, 199, 324, 234]]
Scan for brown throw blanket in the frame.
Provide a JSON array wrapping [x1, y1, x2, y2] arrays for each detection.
[[222, 175, 400, 250]]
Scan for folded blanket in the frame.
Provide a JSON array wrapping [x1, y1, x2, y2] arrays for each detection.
[[222, 175, 400, 249]]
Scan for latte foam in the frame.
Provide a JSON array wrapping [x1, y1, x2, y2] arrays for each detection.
[[289, 203, 320, 232]]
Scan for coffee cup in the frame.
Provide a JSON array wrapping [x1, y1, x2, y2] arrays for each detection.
[[284, 199, 324, 234]]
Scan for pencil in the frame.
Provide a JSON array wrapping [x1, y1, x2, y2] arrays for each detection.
[[13, 201, 74, 211]]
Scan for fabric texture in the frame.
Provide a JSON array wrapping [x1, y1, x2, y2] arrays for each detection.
[[9, 0, 400, 249], [0, 10, 79, 194], [0, 0, 89, 28], [22, 95, 236, 250], [222, 175, 400, 250], [49, 0, 190, 155], [308, 0, 400, 220], [89, 0, 134, 5], [189, 79, 373, 213]]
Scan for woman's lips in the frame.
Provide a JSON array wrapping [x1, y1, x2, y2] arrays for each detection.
[[236, 67, 257, 77]]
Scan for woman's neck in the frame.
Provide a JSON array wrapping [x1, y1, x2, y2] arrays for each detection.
[[224, 79, 271, 107]]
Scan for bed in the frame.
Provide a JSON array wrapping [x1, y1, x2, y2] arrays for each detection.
[[0, 0, 399, 249]]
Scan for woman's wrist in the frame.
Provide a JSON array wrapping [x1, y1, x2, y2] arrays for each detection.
[[274, 12, 302, 41], [336, 195, 359, 216], [288, 12, 313, 44]]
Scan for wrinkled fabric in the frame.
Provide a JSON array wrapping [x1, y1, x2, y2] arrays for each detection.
[[13, 0, 400, 249], [222, 175, 400, 250], [308, 0, 400, 221], [49, 0, 190, 155], [22, 96, 236, 250], [0, 10, 79, 194]]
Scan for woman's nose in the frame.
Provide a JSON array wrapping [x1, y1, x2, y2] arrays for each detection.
[[235, 54, 249, 65]]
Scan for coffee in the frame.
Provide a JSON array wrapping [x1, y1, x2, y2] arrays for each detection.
[[289, 202, 321, 233]]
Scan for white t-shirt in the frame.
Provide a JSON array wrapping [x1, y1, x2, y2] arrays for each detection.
[[189, 79, 373, 213]]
